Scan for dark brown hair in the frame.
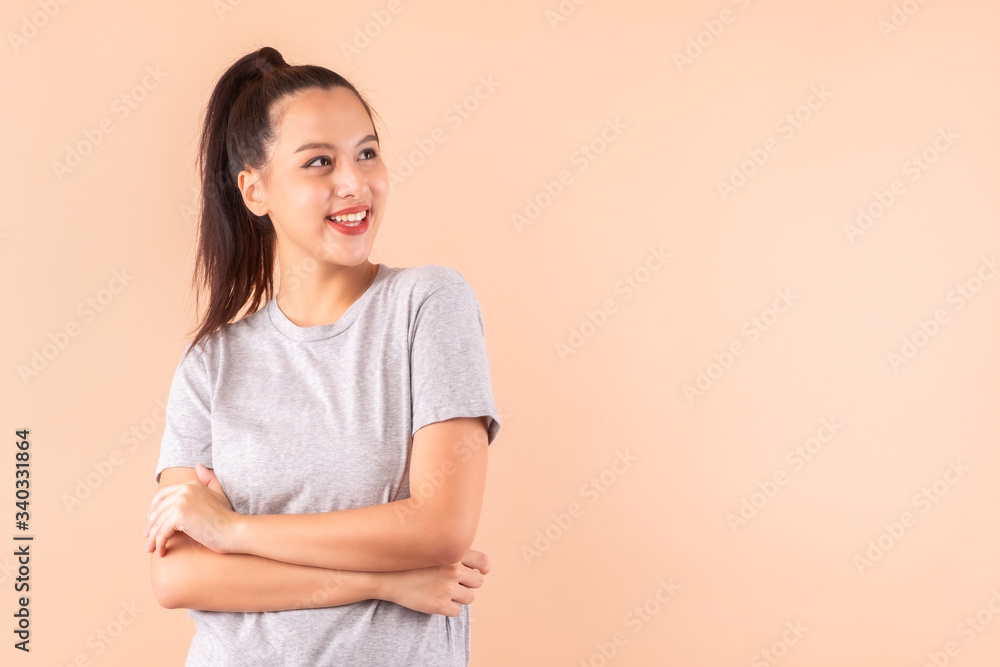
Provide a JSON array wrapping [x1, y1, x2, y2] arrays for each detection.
[[186, 46, 382, 354]]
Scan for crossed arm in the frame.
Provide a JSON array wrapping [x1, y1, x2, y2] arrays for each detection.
[[147, 416, 490, 614]]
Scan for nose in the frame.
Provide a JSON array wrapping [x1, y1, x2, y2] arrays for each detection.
[[332, 156, 366, 200]]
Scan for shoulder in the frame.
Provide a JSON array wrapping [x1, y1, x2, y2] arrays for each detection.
[[174, 334, 213, 378], [391, 263, 469, 294], [381, 264, 486, 331], [175, 307, 259, 375], [182, 302, 272, 362], [385, 263, 479, 305]]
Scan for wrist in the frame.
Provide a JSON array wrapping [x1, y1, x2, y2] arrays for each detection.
[[226, 512, 252, 555], [369, 570, 396, 603]]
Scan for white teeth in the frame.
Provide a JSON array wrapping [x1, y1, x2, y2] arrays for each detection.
[[329, 210, 367, 223]]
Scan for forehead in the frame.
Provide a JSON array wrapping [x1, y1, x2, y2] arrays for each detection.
[[272, 87, 372, 150]]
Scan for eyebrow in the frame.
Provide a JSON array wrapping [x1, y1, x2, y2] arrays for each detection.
[[293, 134, 378, 153]]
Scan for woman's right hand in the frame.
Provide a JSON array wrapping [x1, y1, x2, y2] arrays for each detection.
[[379, 549, 491, 616]]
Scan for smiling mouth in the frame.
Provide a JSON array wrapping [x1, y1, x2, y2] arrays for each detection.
[[326, 210, 368, 227]]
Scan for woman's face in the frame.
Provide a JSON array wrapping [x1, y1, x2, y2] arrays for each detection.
[[240, 86, 388, 273]]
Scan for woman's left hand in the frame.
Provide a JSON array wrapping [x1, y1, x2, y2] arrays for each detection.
[[144, 463, 240, 557]]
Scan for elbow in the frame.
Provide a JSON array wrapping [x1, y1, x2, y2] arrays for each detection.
[[154, 587, 182, 611], [438, 541, 472, 566], [150, 540, 194, 609], [431, 522, 478, 565], [151, 557, 188, 610], [405, 495, 482, 565], [151, 563, 180, 609]]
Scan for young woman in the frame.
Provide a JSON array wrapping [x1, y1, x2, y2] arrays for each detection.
[[144, 46, 501, 666]]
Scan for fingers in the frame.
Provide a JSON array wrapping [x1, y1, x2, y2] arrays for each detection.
[[194, 464, 231, 505], [456, 564, 485, 590], [461, 549, 491, 575], [144, 484, 186, 537], [195, 462, 222, 492], [146, 498, 177, 553], [145, 507, 179, 556], [451, 584, 475, 607], [146, 473, 218, 535], [156, 521, 178, 557], [195, 462, 213, 485], [144, 484, 195, 553]]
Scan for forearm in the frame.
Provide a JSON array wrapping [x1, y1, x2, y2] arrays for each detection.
[[224, 419, 489, 572], [231, 499, 467, 572], [150, 419, 489, 574], [152, 531, 387, 612]]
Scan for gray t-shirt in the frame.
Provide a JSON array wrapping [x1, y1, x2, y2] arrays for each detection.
[[154, 263, 501, 667]]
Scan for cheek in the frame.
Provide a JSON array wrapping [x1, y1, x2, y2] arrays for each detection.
[[369, 165, 390, 200], [282, 177, 327, 209]]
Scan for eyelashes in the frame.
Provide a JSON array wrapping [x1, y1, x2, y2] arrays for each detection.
[[305, 148, 378, 168]]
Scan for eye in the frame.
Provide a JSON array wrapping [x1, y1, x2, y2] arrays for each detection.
[[359, 147, 378, 160], [305, 155, 331, 168]]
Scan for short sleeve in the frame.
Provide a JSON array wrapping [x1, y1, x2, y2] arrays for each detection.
[[154, 343, 213, 482], [410, 279, 501, 445]]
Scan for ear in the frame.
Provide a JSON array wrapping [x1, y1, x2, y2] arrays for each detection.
[[237, 168, 269, 217]]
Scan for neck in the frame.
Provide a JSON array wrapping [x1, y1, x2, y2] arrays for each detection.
[[275, 259, 377, 328]]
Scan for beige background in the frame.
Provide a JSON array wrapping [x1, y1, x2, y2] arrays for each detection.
[[2, 0, 999, 665]]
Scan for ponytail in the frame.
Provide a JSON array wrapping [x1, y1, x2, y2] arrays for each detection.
[[185, 46, 382, 354]]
